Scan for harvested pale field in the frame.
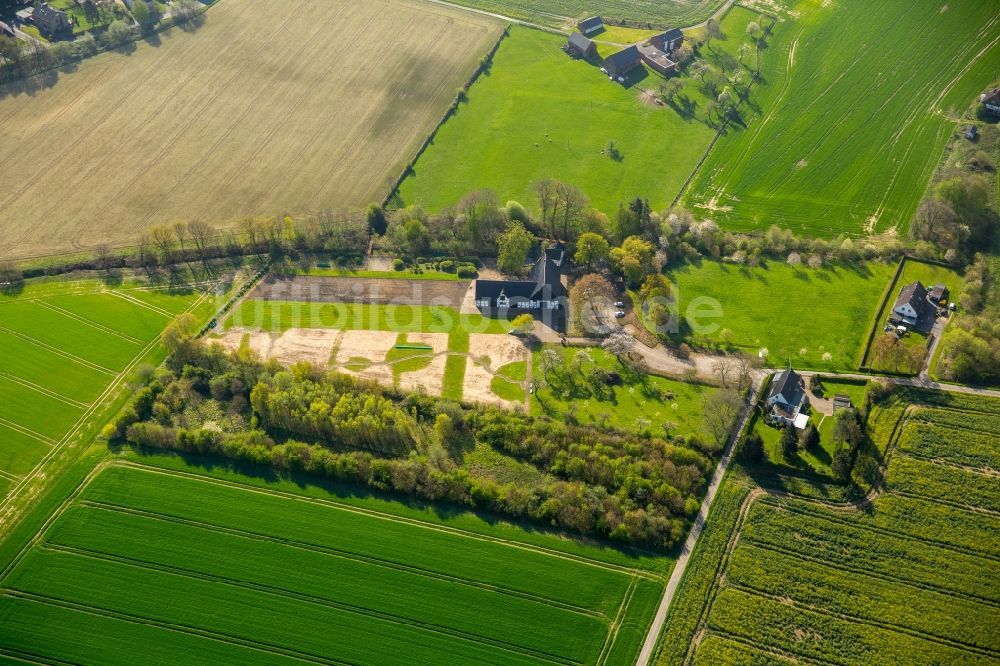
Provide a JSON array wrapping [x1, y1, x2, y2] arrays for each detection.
[[0, 0, 500, 260], [268, 328, 338, 367], [333, 330, 398, 384], [465, 334, 528, 407], [396, 332, 449, 396]]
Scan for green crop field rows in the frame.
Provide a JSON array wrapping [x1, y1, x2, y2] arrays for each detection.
[[0, 281, 200, 497], [437, 0, 726, 28], [685, 0, 1000, 236], [656, 389, 1000, 665], [667, 259, 896, 370], [0, 462, 665, 665]]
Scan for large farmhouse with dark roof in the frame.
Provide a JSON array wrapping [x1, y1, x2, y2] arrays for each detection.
[[766, 368, 809, 429], [23, 2, 70, 36], [577, 16, 604, 36], [474, 242, 568, 331], [603, 45, 642, 80], [981, 87, 1000, 114], [889, 281, 938, 333]]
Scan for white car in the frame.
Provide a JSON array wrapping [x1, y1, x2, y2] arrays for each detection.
[[614, 310, 626, 318]]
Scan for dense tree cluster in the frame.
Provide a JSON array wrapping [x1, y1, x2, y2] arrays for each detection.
[[109, 335, 721, 550], [938, 254, 1000, 385]]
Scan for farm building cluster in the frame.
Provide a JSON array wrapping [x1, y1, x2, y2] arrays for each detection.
[[887, 280, 950, 335], [980, 87, 1000, 114], [475, 241, 569, 331], [14, 1, 70, 37], [563, 15, 685, 82]]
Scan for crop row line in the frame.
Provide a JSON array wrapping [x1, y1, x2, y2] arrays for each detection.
[[106, 291, 174, 318], [758, 496, 1000, 564], [0, 371, 89, 410], [0, 417, 55, 446], [0, 326, 117, 375], [38, 542, 579, 666], [596, 574, 638, 665], [111, 460, 659, 579], [34, 301, 143, 345], [888, 488, 1000, 519], [724, 582, 1000, 659], [893, 450, 1000, 479], [77, 499, 608, 620], [0, 589, 339, 666], [740, 537, 1000, 609], [0, 469, 22, 482], [0, 646, 82, 666]]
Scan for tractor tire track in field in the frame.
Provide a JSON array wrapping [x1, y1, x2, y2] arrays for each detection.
[[0, 418, 55, 446], [0, 27, 211, 252], [595, 574, 640, 665], [106, 291, 174, 317], [0, 326, 118, 375], [70, 500, 609, 621], [0, 371, 89, 409], [34, 301, 144, 345], [38, 542, 581, 666], [0, 589, 337, 666], [0, 469, 22, 483], [0, 294, 209, 534], [131, 6, 324, 234], [111, 460, 660, 580]]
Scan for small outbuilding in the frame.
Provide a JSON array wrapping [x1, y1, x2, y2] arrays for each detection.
[[650, 28, 684, 53], [638, 44, 677, 76], [577, 15, 604, 36], [965, 125, 978, 140], [832, 394, 852, 411], [565, 32, 598, 59], [928, 283, 949, 305], [0, 20, 14, 38], [603, 45, 642, 81]]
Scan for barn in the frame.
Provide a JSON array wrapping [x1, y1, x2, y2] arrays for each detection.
[[650, 28, 684, 53], [603, 45, 642, 81], [577, 16, 604, 36], [566, 32, 598, 59]]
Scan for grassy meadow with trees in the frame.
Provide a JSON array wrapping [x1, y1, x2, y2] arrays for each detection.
[[685, 0, 1000, 236]]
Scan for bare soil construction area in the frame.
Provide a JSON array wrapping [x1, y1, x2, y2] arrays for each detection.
[[0, 0, 500, 259], [252, 276, 473, 309]]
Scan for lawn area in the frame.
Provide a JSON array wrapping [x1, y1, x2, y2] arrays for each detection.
[[228, 300, 511, 335], [396, 25, 718, 216], [685, 0, 1000, 236], [590, 25, 660, 45], [662, 389, 1000, 665], [532, 346, 716, 436], [491, 360, 527, 403], [665, 259, 896, 371], [0, 460, 667, 665], [0, 278, 202, 496]]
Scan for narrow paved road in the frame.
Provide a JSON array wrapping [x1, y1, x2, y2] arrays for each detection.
[[635, 379, 759, 666], [418, 0, 568, 33]]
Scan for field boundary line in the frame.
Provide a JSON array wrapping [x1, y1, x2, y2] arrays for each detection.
[[0, 418, 56, 446], [0, 470, 22, 482], [40, 542, 580, 666], [0, 372, 90, 409], [33, 301, 144, 345], [71, 500, 608, 620], [110, 460, 657, 579], [0, 589, 338, 666], [725, 582, 1000, 659], [0, 294, 208, 525], [739, 538, 1000, 610], [0, 327, 118, 375]]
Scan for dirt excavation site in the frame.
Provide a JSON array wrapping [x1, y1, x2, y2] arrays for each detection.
[[211, 327, 528, 409]]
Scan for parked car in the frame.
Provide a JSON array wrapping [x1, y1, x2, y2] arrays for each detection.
[[614, 301, 625, 308], [614, 310, 626, 318]]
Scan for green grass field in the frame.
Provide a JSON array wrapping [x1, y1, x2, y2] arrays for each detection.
[[0, 280, 201, 497], [436, 0, 726, 28], [0, 460, 666, 665], [685, 0, 1000, 236], [657, 388, 1000, 665], [396, 25, 718, 216], [532, 346, 716, 435], [666, 259, 896, 371]]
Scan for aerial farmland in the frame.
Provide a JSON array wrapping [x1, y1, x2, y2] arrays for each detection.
[[0, 0, 999, 663]]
